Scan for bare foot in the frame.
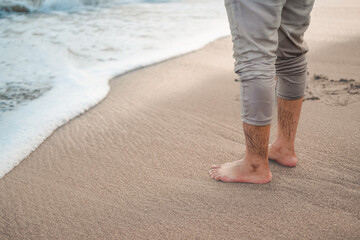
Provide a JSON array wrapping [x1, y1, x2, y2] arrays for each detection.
[[209, 159, 272, 184], [268, 143, 297, 167]]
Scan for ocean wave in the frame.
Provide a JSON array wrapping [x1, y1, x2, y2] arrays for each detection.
[[0, 0, 100, 14], [0, 0, 178, 15]]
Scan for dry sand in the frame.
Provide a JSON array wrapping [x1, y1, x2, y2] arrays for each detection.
[[1, 0, 360, 239]]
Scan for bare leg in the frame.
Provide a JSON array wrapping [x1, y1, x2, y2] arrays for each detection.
[[209, 123, 272, 184], [268, 97, 303, 167]]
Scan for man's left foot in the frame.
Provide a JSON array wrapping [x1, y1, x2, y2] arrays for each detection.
[[268, 143, 298, 167]]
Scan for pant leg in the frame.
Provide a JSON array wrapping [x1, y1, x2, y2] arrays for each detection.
[[225, 0, 286, 126], [275, 0, 315, 100]]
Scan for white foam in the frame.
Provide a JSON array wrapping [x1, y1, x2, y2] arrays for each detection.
[[0, 0, 229, 178]]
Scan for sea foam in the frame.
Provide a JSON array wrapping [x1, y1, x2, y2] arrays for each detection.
[[0, 0, 229, 178]]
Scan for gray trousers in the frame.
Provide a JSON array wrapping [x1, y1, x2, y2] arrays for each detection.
[[225, 0, 315, 126]]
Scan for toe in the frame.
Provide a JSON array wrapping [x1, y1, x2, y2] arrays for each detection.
[[209, 169, 220, 179], [211, 164, 220, 169], [219, 176, 228, 182], [209, 169, 214, 177]]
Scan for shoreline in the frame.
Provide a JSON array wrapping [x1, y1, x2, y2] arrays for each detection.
[[0, 34, 230, 180]]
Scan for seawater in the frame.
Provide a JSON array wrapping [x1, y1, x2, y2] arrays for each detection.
[[0, 0, 229, 178]]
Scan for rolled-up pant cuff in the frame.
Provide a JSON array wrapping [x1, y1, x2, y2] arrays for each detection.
[[242, 117, 273, 126], [240, 75, 275, 127], [276, 71, 307, 100]]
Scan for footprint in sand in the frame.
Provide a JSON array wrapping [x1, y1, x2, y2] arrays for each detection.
[[304, 73, 360, 106]]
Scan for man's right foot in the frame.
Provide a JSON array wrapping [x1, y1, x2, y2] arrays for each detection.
[[209, 159, 272, 184], [268, 143, 298, 167]]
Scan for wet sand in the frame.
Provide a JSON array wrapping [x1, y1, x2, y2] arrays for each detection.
[[1, 0, 360, 239]]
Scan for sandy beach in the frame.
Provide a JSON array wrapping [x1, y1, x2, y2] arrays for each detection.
[[1, 1, 360, 239]]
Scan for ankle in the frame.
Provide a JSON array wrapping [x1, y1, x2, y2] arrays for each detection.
[[271, 140, 295, 153], [244, 156, 270, 173]]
